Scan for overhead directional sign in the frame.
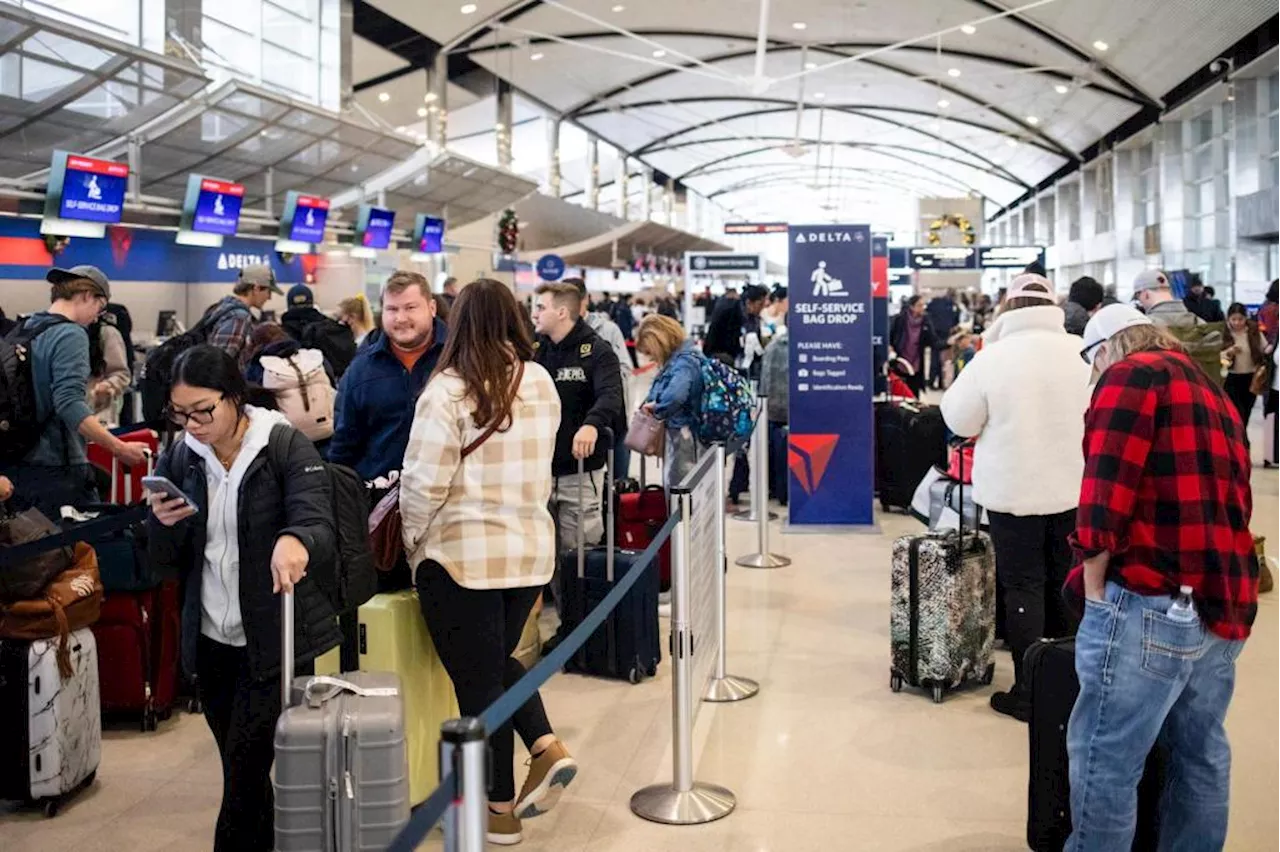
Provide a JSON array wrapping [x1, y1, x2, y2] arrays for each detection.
[[688, 253, 761, 272], [536, 253, 566, 281], [977, 246, 1047, 268], [724, 222, 789, 235], [910, 247, 978, 270]]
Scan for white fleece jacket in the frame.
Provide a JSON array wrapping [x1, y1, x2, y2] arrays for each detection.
[[939, 306, 1092, 516]]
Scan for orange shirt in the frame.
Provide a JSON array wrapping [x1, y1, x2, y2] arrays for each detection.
[[393, 341, 429, 373]]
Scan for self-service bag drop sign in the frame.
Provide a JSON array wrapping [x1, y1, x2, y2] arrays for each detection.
[[54, 153, 128, 224]]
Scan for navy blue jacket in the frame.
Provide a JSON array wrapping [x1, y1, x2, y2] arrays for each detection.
[[327, 319, 447, 480]]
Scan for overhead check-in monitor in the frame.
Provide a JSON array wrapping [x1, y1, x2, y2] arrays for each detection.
[[411, 214, 445, 261], [176, 174, 245, 247], [275, 191, 330, 253], [351, 204, 396, 258], [41, 150, 129, 238]]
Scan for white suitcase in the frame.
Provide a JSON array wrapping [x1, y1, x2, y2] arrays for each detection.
[[0, 628, 102, 815]]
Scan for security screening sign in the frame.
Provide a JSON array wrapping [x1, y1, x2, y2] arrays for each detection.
[[787, 224, 875, 527]]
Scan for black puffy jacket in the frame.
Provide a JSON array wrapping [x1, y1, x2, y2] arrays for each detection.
[[149, 421, 340, 683]]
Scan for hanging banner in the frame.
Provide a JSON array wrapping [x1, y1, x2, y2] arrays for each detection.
[[871, 236, 889, 396], [787, 224, 875, 526]]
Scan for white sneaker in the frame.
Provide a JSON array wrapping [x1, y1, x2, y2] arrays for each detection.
[[658, 590, 672, 618]]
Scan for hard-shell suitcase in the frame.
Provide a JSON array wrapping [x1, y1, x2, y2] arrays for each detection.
[[1025, 637, 1165, 851], [875, 401, 947, 511], [0, 628, 101, 816], [93, 581, 179, 730], [274, 592, 410, 852], [559, 453, 661, 684], [616, 464, 670, 590], [87, 428, 158, 505]]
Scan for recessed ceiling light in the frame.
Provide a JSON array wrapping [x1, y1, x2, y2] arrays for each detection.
[[1026, 115, 1039, 125], [424, 92, 437, 103], [1054, 83, 1069, 94], [611, 4, 624, 10], [805, 62, 817, 70], [1007, 137, 1018, 147], [937, 98, 950, 108], [960, 24, 977, 35], [395, 126, 406, 133], [652, 49, 666, 58], [947, 68, 961, 78], [1093, 40, 1108, 51], [377, 92, 390, 103], [792, 21, 807, 30], [460, 3, 477, 14], [417, 107, 428, 117], [350, 164, 359, 172], [531, 52, 544, 61], [813, 92, 826, 100]]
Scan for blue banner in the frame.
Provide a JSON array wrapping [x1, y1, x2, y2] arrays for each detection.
[[787, 224, 875, 526]]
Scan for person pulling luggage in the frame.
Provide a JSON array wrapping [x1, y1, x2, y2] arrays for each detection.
[[145, 344, 339, 852]]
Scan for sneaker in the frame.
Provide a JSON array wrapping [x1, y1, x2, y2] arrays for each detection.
[[989, 689, 1031, 723], [658, 590, 672, 619], [488, 809, 522, 846], [514, 740, 578, 820]]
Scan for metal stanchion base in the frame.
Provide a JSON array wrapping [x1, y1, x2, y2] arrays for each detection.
[[732, 509, 778, 522], [735, 551, 791, 569], [630, 782, 736, 825], [703, 674, 759, 702]]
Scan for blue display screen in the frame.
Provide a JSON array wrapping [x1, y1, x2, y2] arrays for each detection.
[[57, 154, 128, 223], [361, 207, 395, 249], [417, 215, 445, 253], [190, 177, 245, 236], [288, 195, 330, 243]]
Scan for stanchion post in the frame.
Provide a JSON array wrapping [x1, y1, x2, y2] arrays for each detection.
[[704, 443, 759, 703], [736, 399, 792, 569], [440, 718, 487, 852], [631, 491, 736, 825], [732, 398, 777, 523]]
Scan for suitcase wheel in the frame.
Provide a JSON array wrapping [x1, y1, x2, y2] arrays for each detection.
[[43, 799, 59, 818], [980, 663, 995, 685], [141, 708, 157, 733], [931, 684, 945, 704], [628, 666, 642, 685], [889, 671, 903, 693]]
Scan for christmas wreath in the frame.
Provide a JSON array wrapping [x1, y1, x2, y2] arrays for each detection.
[[497, 208, 519, 253], [926, 213, 975, 246]]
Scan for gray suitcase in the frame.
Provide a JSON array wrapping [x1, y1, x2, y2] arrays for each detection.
[[273, 592, 410, 851]]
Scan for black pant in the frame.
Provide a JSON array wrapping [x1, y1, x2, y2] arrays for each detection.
[[415, 561, 552, 802], [729, 448, 750, 502], [197, 636, 314, 852], [986, 510, 1077, 691], [1224, 373, 1257, 444]]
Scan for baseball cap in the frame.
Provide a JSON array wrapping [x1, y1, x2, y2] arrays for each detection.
[[287, 284, 314, 307], [1006, 273, 1056, 303], [240, 263, 283, 295], [1080, 304, 1153, 364], [1132, 269, 1170, 294], [47, 265, 110, 301]]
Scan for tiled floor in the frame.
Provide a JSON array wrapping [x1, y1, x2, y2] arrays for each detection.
[[3, 432, 1276, 851]]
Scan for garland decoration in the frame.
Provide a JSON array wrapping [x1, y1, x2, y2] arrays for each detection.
[[497, 209, 519, 253], [927, 213, 975, 246]]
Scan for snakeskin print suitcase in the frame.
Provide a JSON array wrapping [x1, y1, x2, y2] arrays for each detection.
[[889, 528, 996, 702]]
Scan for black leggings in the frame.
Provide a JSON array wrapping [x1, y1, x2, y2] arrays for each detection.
[[986, 510, 1078, 691], [197, 636, 314, 852], [415, 561, 552, 802], [1224, 373, 1257, 443]]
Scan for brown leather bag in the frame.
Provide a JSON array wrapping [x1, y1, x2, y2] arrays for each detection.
[[625, 408, 666, 457], [0, 505, 74, 602], [0, 543, 103, 677]]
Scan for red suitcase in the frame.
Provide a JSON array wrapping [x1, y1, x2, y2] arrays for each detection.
[[616, 470, 670, 590], [94, 581, 180, 731], [87, 428, 158, 504]]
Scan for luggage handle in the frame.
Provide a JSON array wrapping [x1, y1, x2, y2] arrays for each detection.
[[301, 674, 399, 708], [575, 427, 615, 582], [112, 445, 155, 504], [952, 438, 976, 549]]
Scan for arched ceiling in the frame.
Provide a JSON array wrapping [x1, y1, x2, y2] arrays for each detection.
[[353, 0, 1277, 218]]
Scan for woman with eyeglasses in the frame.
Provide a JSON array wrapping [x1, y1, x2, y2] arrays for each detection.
[[146, 344, 339, 852], [939, 273, 1093, 723]]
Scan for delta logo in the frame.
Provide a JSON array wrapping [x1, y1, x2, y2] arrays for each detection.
[[788, 434, 840, 495]]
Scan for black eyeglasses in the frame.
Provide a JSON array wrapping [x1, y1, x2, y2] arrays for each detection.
[[1080, 339, 1104, 365], [164, 395, 224, 426]]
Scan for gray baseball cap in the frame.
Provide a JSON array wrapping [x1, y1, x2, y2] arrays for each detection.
[[47, 265, 111, 301], [240, 263, 283, 295], [1132, 269, 1170, 294]]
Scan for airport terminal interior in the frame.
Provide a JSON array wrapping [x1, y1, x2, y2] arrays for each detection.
[[0, 0, 1278, 849]]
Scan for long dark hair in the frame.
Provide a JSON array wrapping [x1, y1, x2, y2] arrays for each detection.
[[432, 279, 535, 431], [170, 344, 251, 415]]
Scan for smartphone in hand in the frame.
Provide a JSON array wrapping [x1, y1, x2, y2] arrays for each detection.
[[141, 475, 196, 507]]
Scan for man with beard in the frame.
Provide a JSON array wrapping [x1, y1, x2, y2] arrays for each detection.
[[329, 270, 447, 482]]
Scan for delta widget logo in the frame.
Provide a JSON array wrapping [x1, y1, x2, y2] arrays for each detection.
[[788, 434, 840, 495]]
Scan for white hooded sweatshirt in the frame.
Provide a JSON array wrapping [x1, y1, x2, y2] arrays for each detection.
[[185, 406, 292, 646], [939, 306, 1092, 516]]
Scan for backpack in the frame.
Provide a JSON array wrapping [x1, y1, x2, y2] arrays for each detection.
[[102, 302, 136, 372], [265, 426, 377, 614], [299, 317, 357, 379], [140, 302, 248, 425], [695, 356, 755, 444], [0, 316, 74, 464], [1165, 321, 1227, 386], [259, 349, 336, 442]]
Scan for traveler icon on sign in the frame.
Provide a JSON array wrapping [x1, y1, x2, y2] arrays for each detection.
[[213, 194, 225, 216], [85, 174, 102, 201], [811, 261, 847, 297], [304, 208, 315, 227]]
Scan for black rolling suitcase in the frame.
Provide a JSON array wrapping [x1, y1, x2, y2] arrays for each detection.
[[875, 400, 947, 511], [1025, 637, 1165, 851], [558, 453, 661, 684]]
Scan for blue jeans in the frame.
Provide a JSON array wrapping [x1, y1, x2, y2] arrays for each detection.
[[1067, 582, 1245, 852]]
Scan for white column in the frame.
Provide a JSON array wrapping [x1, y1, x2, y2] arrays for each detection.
[[427, 50, 448, 146], [546, 118, 561, 196], [496, 82, 514, 168], [617, 157, 630, 219], [587, 138, 600, 210]]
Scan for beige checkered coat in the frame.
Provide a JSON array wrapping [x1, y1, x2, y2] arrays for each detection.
[[401, 361, 561, 590]]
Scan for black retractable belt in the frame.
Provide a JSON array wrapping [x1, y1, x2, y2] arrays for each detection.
[[0, 503, 149, 566]]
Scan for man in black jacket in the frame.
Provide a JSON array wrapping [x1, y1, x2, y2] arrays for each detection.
[[1184, 275, 1226, 323], [534, 282, 624, 554], [705, 284, 767, 365], [282, 284, 357, 377]]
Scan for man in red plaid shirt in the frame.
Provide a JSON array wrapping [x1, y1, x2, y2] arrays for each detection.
[[1065, 304, 1256, 852]]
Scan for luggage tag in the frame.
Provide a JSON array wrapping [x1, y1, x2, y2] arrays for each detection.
[[302, 675, 399, 708]]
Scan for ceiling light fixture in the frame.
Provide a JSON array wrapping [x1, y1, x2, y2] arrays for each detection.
[[395, 126, 406, 133], [937, 98, 950, 108], [1007, 138, 1018, 147], [805, 62, 817, 70], [1054, 83, 1069, 94], [417, 107, 427, 117], [611, 4, 624, 10], [961, 24, 976, 35], [1026, 115, 1039, 125], [424, 92, 437, 102], [531, 52, 544, 61], [792, 21, 807, 30], [813, 92, 826, 100], [460, 3, 477, 14], [378, 92, 390, 103], [652, 49, 666, 58], [947, 68, 961, 77], [1093, 40, 1108, 51]]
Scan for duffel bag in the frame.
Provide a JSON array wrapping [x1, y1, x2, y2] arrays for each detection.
[[0, 542, 104, 677], [0, 504, 73, 602]]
